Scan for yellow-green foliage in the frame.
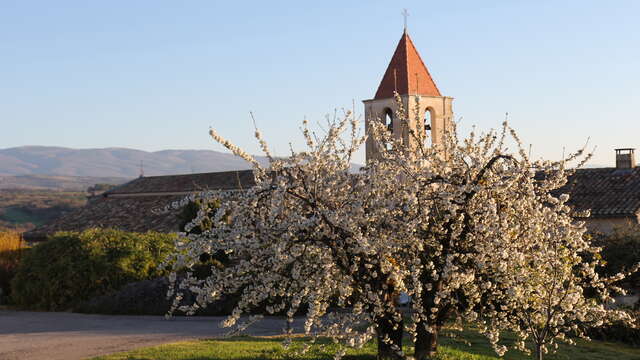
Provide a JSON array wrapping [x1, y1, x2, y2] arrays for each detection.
[[0, 231, 24, 252], [11, 228, 176, 310], [0, 231, 27, 297]]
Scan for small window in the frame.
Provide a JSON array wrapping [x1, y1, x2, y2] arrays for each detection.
[[424, 109, 432, 133], [384, 108, 393, 133], [383, 108, 393, 150], [424, 108, 434, 145]]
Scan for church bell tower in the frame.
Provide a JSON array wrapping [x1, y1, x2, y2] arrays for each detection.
[[363, 29, 453, 162]]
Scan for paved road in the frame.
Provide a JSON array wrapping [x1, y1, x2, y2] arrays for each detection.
[[0, 310, 302, 360]]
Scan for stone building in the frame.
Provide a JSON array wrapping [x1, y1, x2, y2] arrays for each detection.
[[561, 148, 640, 233]]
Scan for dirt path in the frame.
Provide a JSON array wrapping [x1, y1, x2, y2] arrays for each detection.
[[0, 310, 301, 360]]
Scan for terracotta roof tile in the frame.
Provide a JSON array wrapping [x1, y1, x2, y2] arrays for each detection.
[[107, 170, 255, 194]]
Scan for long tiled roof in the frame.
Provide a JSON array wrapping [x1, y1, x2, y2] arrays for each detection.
[[23, 170, 256, 241], [24, 166, 640, 241], [562, 167, 640, 218], [107, 170, 255, 194], [23, 195, 185, 241]]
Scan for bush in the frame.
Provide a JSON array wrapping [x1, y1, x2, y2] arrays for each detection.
[[178, 198, 229, 274], [595, 224, 640, 289], [75, 274, 307, 316], [10, 228, 176, 310], [586, 310, 640, 346], [75, 276, 237, 315], [0, 231, 27, 302]]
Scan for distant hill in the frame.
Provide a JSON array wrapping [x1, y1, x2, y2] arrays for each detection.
[[0, 146, 269, 178]]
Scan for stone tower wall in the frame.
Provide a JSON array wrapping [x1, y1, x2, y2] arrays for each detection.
[[364, 95, 453, 162]]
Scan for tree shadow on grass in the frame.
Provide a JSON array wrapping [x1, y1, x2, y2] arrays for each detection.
[[123, 357, 374, 360], [98, 331, 640, 360], [440, 327, 640, 360]]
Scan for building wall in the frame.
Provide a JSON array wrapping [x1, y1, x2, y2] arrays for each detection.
[[583, 217, 638, 234]]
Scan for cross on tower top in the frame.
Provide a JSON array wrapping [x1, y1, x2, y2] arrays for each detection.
[[402, 9, 409, 32]]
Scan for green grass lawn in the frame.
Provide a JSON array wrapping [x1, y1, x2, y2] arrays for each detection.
[[92, 327, 640, 360]]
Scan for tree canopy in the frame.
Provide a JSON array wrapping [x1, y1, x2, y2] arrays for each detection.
[[167, 101, 637, 360]]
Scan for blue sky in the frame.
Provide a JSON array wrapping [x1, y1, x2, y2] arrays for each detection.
[[1, 0, 638, 166]]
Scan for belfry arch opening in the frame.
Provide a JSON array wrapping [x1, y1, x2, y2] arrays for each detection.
[[383, 108, 394, 150], [383, 108, 393, 133], [424, 107, 435, 144]]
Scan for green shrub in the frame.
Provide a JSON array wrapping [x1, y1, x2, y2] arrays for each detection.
[[178, 198, 229, 273], [74, 276, 238, 315], [594, 224, 640, 289], [586, 310, 640, 346], [10, 228, 176, 310], [178, 198, 218, 235]]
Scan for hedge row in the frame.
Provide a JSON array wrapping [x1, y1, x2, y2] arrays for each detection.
[[11, 229, 176, 311], [74, 275, 237, 316]]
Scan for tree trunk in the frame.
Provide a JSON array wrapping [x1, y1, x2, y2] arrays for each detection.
[[414, 280, 445, 360], [414, 321, 440, 360], [375, 312, 404, 360], [535, 343, 543, 360]]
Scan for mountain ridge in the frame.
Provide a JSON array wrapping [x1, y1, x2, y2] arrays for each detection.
[[0, 146, 268, 178]]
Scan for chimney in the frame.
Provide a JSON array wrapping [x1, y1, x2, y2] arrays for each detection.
[[615, 148, 636, 169]]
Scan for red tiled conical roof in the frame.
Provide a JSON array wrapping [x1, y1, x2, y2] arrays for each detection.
[[374, 31, 441, 99]]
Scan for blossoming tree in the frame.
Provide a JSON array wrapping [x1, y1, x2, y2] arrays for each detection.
[[479, 187, 639, 360], [168, 102, 636, 360], [368, 103, 636, 359], [169, 113, 411, 359]]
